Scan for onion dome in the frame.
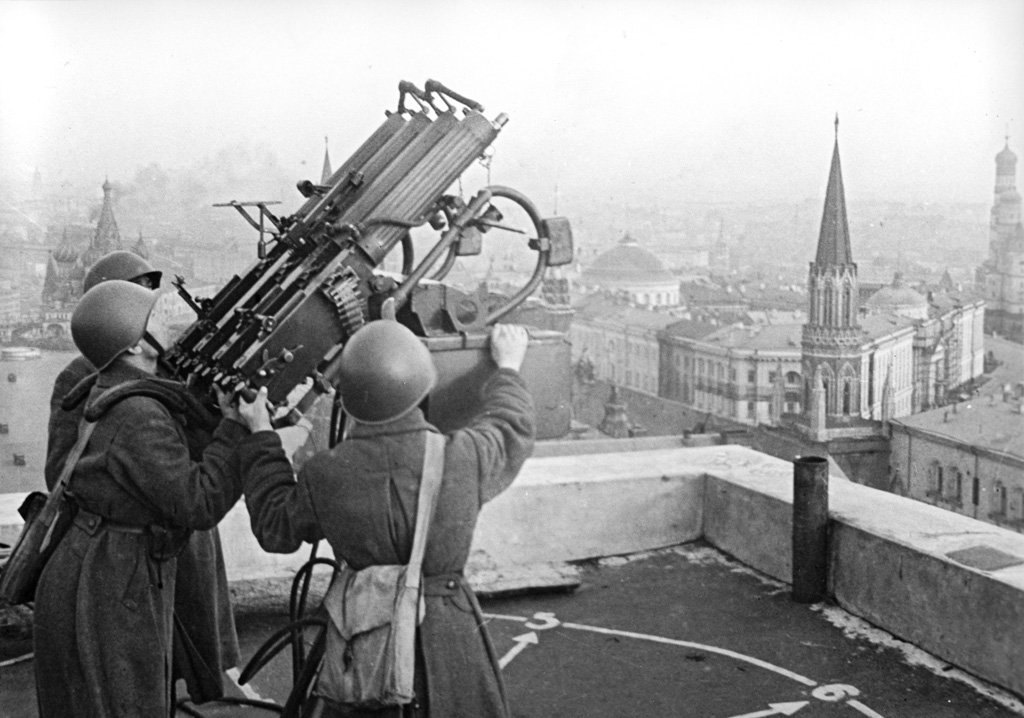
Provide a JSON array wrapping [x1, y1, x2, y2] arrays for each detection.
[[52, 229, 78, 263], [996, 139, 1017, 170]]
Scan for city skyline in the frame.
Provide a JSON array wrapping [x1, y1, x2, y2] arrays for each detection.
[[1, 0, 1022, 214]]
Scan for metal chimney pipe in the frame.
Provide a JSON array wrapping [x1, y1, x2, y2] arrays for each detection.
[[792, 455, 829, 603]]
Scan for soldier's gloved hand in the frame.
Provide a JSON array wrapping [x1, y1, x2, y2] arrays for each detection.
[[237, 386, 275, 433], [490, 324, 529, 373], [214, 384, 243, 425]]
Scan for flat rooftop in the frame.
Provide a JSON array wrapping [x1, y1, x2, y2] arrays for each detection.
[[3, 542, 1021, 717]]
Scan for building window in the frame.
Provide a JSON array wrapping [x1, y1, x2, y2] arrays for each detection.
[[991, 481, 1008, 516], [928, 463, 943, 497], [1011, 488, 1024, 522], [747, 370, 756, 384], [944, 468, 963, 506]]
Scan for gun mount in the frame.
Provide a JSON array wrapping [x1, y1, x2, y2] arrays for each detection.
[[165, 80, 574, 437]]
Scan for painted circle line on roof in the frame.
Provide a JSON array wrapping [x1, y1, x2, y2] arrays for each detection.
[[485, 611, 888, 718]]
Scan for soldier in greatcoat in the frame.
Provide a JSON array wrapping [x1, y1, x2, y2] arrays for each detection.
[[42, 250, 241, 706], [234, 320, 536, 717], [32, 280, 266, 717]]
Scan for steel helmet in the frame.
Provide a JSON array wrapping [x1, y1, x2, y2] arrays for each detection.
[[72, 280, 161, 371], [337, 320, 437, 424], [83, 250, 162, 293]]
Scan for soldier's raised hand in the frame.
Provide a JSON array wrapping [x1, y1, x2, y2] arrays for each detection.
[[490, 324, 529, 372]]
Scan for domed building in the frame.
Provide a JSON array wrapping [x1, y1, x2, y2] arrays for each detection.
[[581, 234, 679, 307], [41, 180, 132, 338], [864, 272, 929, 320], [41, 227, 86, 310]]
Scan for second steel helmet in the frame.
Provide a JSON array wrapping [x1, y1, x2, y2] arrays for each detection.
[[337, 320, 437, 424], [83, 250, 162, 293], [72, 280, 161, 371]]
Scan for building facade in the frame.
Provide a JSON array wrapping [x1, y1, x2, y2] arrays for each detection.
[[570, 295, 680, 395], [660, 322, 803, 425], [889, 395, 1024, 534]]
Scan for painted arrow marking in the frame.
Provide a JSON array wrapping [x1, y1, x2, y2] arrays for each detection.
[[498, 631, 539, 668], [727, 701, 809, 718]]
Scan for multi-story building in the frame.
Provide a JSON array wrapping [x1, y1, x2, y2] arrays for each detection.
[[660, 322, 803, 425], [570, 294, 681, 395], [979, 137, 1024, 342], [571, 120, 985, 461], [889, 392, 1024, 533]]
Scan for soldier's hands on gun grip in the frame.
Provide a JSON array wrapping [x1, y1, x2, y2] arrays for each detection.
[[490, 324, 529, 373], [214, 384, 243, 424], [237, 386, 274, 434]]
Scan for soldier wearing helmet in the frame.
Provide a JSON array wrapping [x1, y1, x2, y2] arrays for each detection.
[[46, 250, 241, 708], [234, 319, 535, 718], [33, 280, 255, 717], [45, 249, 163, 487], [45, 250, 242, 708]]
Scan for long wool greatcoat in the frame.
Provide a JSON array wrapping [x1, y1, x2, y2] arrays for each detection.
[[238, 368, 536, 718], [43, 354, 241, 701], [33, 361, 250, 718]]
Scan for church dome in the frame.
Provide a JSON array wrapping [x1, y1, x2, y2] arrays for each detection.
[[865, 273, 929, 319], [52, 238, 78, 264], [583, 234, 674, 285], [996, 140, 1017, 169]]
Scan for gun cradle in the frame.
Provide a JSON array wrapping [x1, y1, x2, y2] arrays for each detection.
[[165, 81, 574, 435]]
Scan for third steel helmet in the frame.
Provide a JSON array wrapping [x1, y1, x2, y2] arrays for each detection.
[[72, 280, 161, 371], [337, 321, 437, 424], [83, 250, 162, 293]]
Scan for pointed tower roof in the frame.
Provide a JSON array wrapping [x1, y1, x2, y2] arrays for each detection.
[[815, 115, 853, 266], [133, 230, 150, 260], [92, 178, 122, 254], [320, 136, 333, 184]]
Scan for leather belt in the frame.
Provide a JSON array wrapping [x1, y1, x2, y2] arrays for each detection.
[[422, 571, 465, 596], [74, 508, 149, 536]]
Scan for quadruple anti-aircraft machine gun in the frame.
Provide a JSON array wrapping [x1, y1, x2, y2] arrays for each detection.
[[166, 80, 574, 442]]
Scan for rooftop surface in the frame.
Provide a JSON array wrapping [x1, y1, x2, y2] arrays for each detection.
[[892, 394, 1024, 457], [4, 542, 1021, 717]]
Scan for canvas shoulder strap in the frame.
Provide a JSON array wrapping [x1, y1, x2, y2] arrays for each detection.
[[50, 418, 97, 502], [404, 432, 445, 590]]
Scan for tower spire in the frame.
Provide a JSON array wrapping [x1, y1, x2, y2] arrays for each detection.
[[320, 136, 333, 185], [815, 117, 853, 266]]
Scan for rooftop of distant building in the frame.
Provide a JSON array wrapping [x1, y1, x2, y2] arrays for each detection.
[[892, 394, 1024, 459], [701, 322, 803, 352]]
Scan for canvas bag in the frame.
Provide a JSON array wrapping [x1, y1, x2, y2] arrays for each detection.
[[314, 432, 445, 709], [0, 418, 96, 605]]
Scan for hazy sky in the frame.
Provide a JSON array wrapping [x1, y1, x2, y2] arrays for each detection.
[[1, 0, 1022, 211]]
